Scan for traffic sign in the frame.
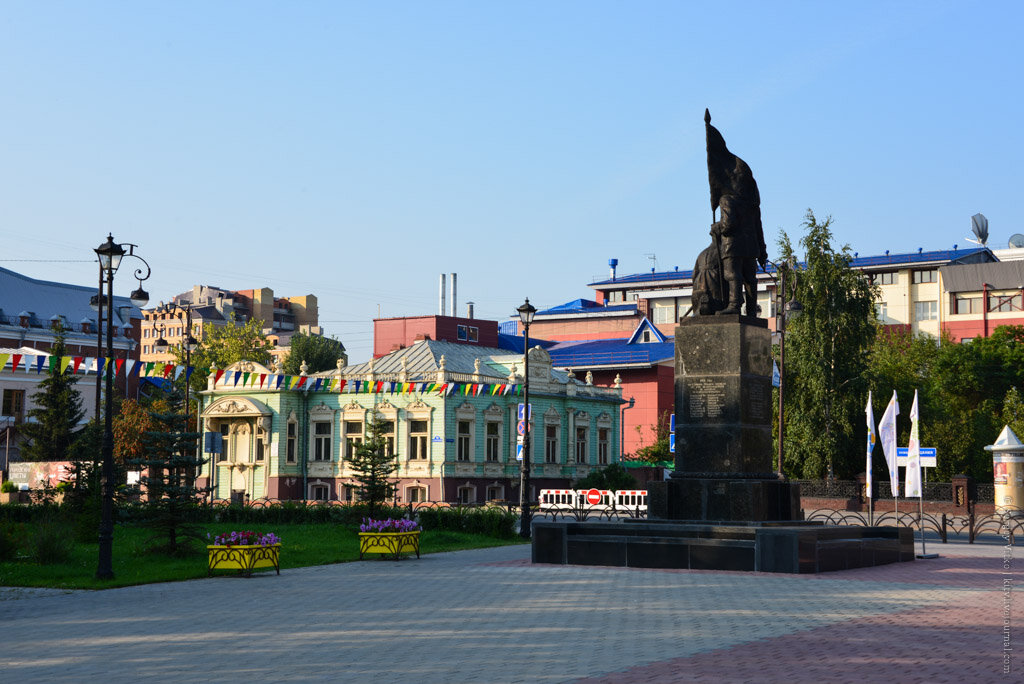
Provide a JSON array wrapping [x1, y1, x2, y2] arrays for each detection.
[[517, 420, 526, 436], [516, 444, 523, 461], [516, 436, 524, 445], [669, 413, 676, 453], [518, 403, 532, 421], [586, 489, 601, 505]]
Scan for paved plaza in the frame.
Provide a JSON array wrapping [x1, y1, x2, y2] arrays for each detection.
[[0, 534, 1016, 683]]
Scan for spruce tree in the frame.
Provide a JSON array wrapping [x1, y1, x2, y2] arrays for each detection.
[[20, 332, 86, 462], [348, 412, 399, 519]]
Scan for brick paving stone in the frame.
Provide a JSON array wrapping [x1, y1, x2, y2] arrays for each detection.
[[0, 539, 1018, 683]]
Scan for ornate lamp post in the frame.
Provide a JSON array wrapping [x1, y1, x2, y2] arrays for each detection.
[[516, 298, 537, 540], [766, 258, 802, 479], [95, 234, 150, 580]]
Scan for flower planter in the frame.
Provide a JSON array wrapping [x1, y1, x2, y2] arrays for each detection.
[[358, 531, 421, 560], [207, 544, 281, 577]]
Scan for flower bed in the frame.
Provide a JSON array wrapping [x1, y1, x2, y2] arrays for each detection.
[[358, 518, 420, 560], [207, 531, 281, 577]]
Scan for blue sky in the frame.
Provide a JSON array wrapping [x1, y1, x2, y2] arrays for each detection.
[[2, 1, 1021, 362]]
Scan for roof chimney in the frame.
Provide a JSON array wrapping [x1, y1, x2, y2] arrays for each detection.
[[608, 258, 618, 280], [466, 301, 474, 319]]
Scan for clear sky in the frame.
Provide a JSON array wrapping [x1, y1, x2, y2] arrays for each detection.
[[2, 1, 1021, 362]]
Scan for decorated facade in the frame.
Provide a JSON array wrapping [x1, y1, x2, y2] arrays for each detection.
[[196, 339, 624, 504]]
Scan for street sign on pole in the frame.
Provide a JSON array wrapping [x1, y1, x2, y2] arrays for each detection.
[[516, 444, 523, 461], [896, 447, 937, 468], [518, 403, 532, 421], [586, 489, 601, 505], [669, 413, 676, 453]]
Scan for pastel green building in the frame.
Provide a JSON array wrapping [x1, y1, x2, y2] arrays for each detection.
[[197, 339, 624, 503]]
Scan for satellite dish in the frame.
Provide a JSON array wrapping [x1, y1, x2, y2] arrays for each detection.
[[970, 213, 989, 246], [1010, 234, 1024, 249]]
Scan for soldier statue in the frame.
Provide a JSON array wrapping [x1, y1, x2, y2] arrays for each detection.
[[691, 110, 768, 316]]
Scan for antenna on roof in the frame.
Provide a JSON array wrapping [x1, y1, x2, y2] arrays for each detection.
[[966, 213, 989, 246], [644, 253, 657, 272]]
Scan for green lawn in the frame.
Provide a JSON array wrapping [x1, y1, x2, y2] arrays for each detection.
[[0, 522, 523, 590]]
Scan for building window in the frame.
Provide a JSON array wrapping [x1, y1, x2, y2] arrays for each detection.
[[598, 428, 610, 465], [486, 485, 504, 501], [1, 389, 25, 423], [955, 296, 982, 315], [310, 484, 329, 501], [313, 421, 332, 461], [990, 293, 1024, 313], [378, 420, 395, 457], [457, 486, 475, 504], [457, 420, 472, 461], [872, 272, 898, 285], [652, 301, 674, 324], [575, 426, 588, 464], [409, 420, 429, 460], [485, 422, 500, 462], [344, 420, 363, 459], [407, 486, 427, 503], [914, 300, 938, 321], [545, 425, 559, 464], [912, 269, 938, 284], [457, 325, 468, 341], [468, 326, 478, 342], [286, 420, 297, 463], [255, 427, 265, 461], [219, 424, 230, 462], [608, 290, 624, 303]]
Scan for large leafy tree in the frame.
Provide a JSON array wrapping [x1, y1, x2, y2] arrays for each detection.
[[281, 332, 347, 375], [20, 333, 87, 462], [174, 315, 272, 399], [348, 412, 399, 519], [779, 211, 878, 479]]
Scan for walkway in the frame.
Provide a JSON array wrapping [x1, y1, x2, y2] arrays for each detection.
[[0, 536, 1015, 683]]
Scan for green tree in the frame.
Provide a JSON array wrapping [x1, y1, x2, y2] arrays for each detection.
[[779, 211, 878, 479], [174, 315, 272, 400], [130, 393, 205, 556], [574, 463, 638, 492], [348, 412, 399, 519], [20, 333, 87, 462], [631, 411, 672, 464], [281, 332, 347, 375]]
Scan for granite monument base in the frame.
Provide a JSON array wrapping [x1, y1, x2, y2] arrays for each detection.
[[647, 477, 801, 522], [531, 520, 915, 574]]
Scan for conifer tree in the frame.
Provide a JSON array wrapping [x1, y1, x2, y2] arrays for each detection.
[[348, 412, 399, 519], [20, 332, 86, 462]]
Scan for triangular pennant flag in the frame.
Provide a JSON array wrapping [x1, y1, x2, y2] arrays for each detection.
[[296, 376, 308, 389], [338, 379, 347, 393], [160, 363, 172, 379], [259, 373, 267, 388], [114, 359, 125, 377], [145, 362, 155, 377], [72, 356, 84, 374], [125, 360, 139, 379], [0, 353, 9, 372], [96, 357, 107, 376], [174, 365, 185, 380], [214, 369, 225, 386], [231, 371, 241, 387], [185, 366, 194, 382], [312, 378, 323, 391], [11, 354, 22, 372], [375, 381, 384, 393], [275, 374, 284, 389], [49, 356, 60, 373], [354, 380, 362, 393], [241, 372, 250, 386], [35, 355, 46, 373]]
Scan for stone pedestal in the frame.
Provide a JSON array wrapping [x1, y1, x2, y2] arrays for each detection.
[[648, 314, 800, 522]]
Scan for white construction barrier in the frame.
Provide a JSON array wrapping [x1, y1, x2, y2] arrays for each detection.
[[539, 489, 577, 511], [539, 488, 648, 514], [615, 489, 648, 513]]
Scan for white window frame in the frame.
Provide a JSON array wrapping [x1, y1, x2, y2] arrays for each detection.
[[312, 420, 332, 462]]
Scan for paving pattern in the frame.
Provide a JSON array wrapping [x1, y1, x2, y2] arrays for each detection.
[[0, 537, 1016, 683]]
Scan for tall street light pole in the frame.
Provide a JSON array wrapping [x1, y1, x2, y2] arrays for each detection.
[[767, 258, 802, 479], [517, 298, 537, 540], [95, 234, 150, 581]]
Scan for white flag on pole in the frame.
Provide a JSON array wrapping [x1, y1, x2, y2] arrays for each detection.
[[905, 390, 922, 498], [865, 391, 876, 499], [878, 390, 900, 498]]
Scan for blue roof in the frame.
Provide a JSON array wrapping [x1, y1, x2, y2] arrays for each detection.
[[588, 247, 994, 288], [496, 332, 557, 353], [536, 300, 638, 315], [547, 338, 675, 368]]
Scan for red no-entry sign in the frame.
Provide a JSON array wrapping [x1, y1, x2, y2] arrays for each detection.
[[586, 489, 601, 505]]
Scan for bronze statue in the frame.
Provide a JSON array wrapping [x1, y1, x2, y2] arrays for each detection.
[[691, 109, 767, 316]]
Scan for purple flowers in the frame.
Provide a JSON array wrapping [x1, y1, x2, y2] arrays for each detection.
[[209, 531, 281, 547], [359, 518, 419, 533]]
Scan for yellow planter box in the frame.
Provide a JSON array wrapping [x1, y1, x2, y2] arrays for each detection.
[[358, 531, 421, 560], [207, 544, 281, 577]]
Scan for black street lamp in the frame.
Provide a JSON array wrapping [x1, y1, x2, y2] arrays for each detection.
[[95, 234, 150, 581], [765, 258, 802, 479], [516, 298, 537, 540]]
